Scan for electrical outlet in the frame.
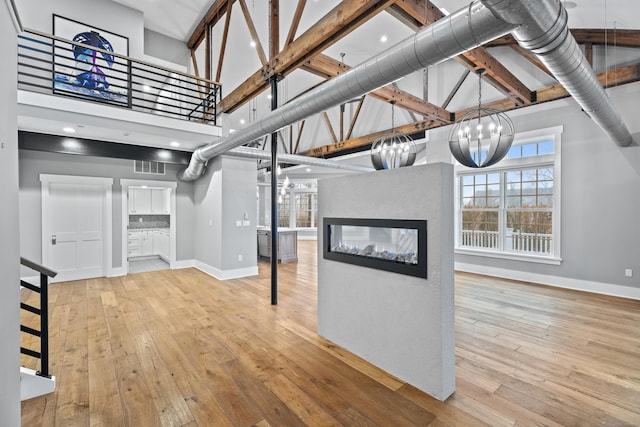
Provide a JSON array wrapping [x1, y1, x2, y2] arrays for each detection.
[[238, 254, 243, 262], [625, 269, 633, 277], [236, 220, 242, 227]]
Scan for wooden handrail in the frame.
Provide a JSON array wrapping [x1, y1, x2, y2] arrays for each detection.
[[20, 257, 57, 278]]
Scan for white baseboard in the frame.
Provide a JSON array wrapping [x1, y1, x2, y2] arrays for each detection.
[[297, 236, 318, 241], [108, 267, 127, 277], [194, 261, 259, 281], [172, 259, 196, 269], [455, 262, 640, 301]]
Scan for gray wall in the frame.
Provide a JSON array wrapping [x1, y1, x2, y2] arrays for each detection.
[[318, 164, 455, 400], [193, 156, 258, 272], [19, 149, 195, 268], [0, 1, 22, 424], [15, 0, 145, 58], [144, 28, 190, 68], [428, 82, 640, 290]]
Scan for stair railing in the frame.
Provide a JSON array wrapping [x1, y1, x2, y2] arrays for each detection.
[[20, 257, 57, 379], [17, 28, 221, 125]]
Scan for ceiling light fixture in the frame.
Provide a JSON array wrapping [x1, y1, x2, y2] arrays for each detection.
[[170, 141, 180, 147], [306, 168, 311, 172], [250, 40, 256, 47], [380, 35, 388, 43], [448, 68, 514, 168], [240, 119, 246, 124], [63, 127, 75, 133], [370, 101, 416, 170]]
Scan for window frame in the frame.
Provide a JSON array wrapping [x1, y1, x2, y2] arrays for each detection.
[[454, 126, 563, 265]]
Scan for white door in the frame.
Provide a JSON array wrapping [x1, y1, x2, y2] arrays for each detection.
[[43, 181, 106, 282]]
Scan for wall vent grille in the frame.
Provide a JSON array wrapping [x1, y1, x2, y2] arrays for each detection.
[[134, 160, 165, 175]]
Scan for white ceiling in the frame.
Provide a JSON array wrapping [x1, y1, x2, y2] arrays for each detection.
[[111, 0, 640, 43]]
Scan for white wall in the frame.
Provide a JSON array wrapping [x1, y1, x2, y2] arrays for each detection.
[[318, 164, 455, 400], [0, 1, 22, 424], [428, 82, 640, 295], [15, 0, 145, 58], [193, 156, 258, 278], [144, 28, 189, 69], [18, 149, 196, 269]]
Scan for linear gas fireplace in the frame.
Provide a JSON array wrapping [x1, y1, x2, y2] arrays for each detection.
[[323, 218, 427, 278]]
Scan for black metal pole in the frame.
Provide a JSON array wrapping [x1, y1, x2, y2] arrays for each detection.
[[270, 75, 279, 305], [38, 273, 50, 378]]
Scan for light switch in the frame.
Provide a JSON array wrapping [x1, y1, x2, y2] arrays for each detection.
[[236, 220, 242, 227], [242, 220, 250, 226]]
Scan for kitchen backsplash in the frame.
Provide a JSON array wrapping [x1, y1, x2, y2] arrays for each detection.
[[129, 214, 170, 229]]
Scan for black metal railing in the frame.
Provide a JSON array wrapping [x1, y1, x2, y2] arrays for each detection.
[[17, 28, 221, 125], [19, 257, 57, 379]]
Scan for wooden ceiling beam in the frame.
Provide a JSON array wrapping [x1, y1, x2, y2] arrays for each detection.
[[302, 54, 451, 123], [218, 0, 396, 113], [285, 0, 306, 48], [302, 63, 640, 158], [188, 0, 236, 49], [457, 47, 534, 105], [215, 0, 234, 82], [389, 0, 534, 106], [239, 0, 268, 66], [488, 29, 640, 48], [299, 120, 432, 157], [269, 0, 279, 60], [385, 0, 440, 28]]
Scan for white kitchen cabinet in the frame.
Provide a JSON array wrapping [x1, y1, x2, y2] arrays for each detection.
[[127, 231, 142, 258], [129, 188, 152, 214], [141, 231, 153, 255], [128, 188, 170, 214], [128, 229, 170, 261], [151, 188, 170, 214]]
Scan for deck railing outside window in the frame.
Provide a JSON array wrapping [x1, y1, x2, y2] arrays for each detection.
[[17, 29, 221, 125]]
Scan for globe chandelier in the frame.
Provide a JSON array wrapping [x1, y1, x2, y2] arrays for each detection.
[[449, 68, 514, 168], [370, 101, 417, 170]]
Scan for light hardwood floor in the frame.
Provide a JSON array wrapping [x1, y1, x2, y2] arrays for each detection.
[[21, 241, 640, 426]]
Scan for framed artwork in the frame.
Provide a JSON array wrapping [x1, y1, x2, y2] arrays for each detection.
[[52, 14, 129, 104]]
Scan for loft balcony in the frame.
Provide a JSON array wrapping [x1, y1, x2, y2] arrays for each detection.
[[17, 29, 222, 150]]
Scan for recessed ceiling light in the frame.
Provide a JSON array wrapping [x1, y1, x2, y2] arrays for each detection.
[[230, 129, 236, 133], [380, 35, 388, 43], [306, 168, 311, 172], [240, 119, 246, 124], [63, 127, 75, 133], [143, 85, 151, 92], [170, 141, 180, 147], [250, 40, 256, 48], [267, 94, 272, 99]]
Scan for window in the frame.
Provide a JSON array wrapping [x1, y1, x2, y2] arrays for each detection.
[[295, 193, 317, 228], [456, 126, 562, 263], [278, 194, 290, 228]]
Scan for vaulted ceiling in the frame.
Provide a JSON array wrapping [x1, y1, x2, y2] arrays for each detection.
[[114, 0, 640, 160]]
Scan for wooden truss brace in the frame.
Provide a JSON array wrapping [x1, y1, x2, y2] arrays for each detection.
[[390, 0, 534, 105], [216, 0, 396, 114], [300, 63, 640, 158]]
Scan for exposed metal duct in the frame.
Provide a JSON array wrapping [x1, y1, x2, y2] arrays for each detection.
[[178, 0, 517, 181], [179, 0, 635, 182], [226, 146, 374, 173], [481, 0, 634, 147]]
